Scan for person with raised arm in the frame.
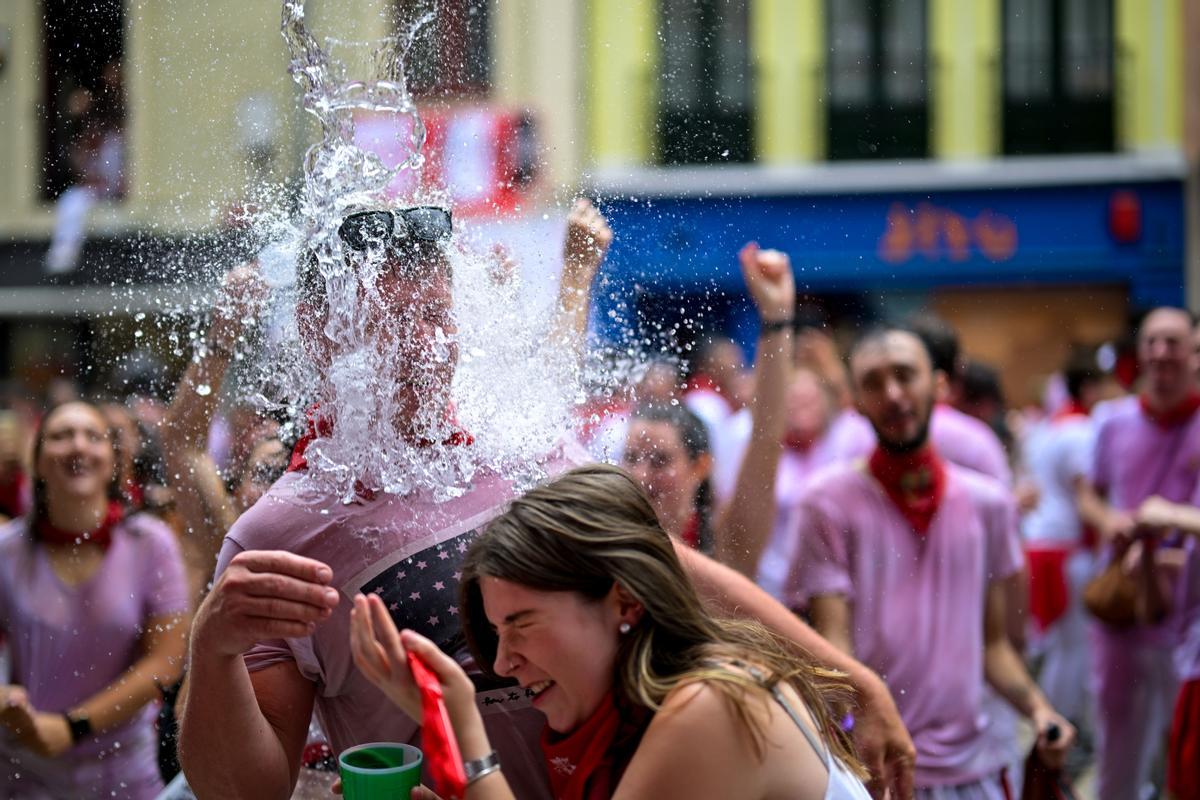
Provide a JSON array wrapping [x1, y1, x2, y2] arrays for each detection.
[[178, 200, 915, 799]]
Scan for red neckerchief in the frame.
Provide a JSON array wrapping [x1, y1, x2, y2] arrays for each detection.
[[1051, 399, 1090, 423], [36, 500, 124, 550], [287, 405, 474, 501], [575, 398, 629, 441], [287, 405, 475, 474], [123, 477, 144, 510], [684, 374, 721, 395], [1139, 391, 1200, 429], [867, 444, 947, 536], [540, 692, 648, 800], [783, 430, 816, 453], [680, 512, 701, 550]]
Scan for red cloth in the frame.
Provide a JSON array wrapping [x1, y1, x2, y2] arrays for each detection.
[[866, 445, 948, 536], [540, 692, 647, 800], [1025, 545, 1072, 632], [1051, 399, 1089, 423], [287, 405, 474, 474], [35, 500, 124, 550], [1169, 678, 1200, 800], [679, 512, 701, 550], [1139, 391, 1200, 429], [408, 650, 467, 799], [683, 374, 721, 395], [0, 470, 30, 518]]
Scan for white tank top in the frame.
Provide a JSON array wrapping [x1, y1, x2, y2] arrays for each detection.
[[768, 683, 873, 800]]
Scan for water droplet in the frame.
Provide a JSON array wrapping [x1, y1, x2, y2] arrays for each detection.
[[195, 384, 212, 397]]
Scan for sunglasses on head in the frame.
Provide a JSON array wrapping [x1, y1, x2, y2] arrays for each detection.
[[338, 206, 453, 252]]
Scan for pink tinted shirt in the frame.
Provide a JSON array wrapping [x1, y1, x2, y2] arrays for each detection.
[[930, 404, 1013, 486], [213, 444, 586, 800], [0, 513, 189, 800], [1090, 395, 1200, 650], [786, 463, 1023, 788], [717, 410, 874, 599]]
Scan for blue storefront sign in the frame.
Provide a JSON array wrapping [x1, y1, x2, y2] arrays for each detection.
[[593, 180, 1185, 344]]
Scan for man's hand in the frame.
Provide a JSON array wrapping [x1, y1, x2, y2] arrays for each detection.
[[1031, 705, 1076, 770], [738, 242, 795, 324], [1101, 509, 1137, 546], [562, 198, 613, 287], [0, 690, 73, 758], [191, 550, 339, 660], [852, 676, 916, 799], [209, 261, 270, 354]]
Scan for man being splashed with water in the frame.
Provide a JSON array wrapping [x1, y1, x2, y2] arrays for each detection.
[[177, 3, 915, 797]]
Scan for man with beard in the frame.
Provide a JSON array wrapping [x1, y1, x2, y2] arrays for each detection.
[[177, 205, 917, 799], [1076, 306, 1200, 800], [786, 326, 1074, 798]]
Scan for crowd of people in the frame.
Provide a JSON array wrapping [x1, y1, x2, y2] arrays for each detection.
[[0, 193, 1197, 800]]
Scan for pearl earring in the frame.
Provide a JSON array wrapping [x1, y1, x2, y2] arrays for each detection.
[[619, 622, 632, 635]]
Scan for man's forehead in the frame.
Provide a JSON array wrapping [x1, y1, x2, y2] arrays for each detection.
[[1139, 308, 1192, 340], [851, 330, 930, 372]]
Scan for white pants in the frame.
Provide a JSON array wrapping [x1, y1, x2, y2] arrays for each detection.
[[1092, 629, 1177, 800], [1031, 550, 1095, 722], [915, 770, 1010, 800]]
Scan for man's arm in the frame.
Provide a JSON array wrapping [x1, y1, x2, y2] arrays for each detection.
[[179, 656, 315, 800], [715, 244, 794, 575], [178, 550, 337, 800], [982, 578, 1074, 768], [674, 542, 915, 798], [809, 594, 854, 656], [1075, 476, 1134, 544]]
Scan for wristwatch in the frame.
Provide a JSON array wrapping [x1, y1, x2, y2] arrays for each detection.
[[463, 751, 501, 785], [64, 710, 92, 744]]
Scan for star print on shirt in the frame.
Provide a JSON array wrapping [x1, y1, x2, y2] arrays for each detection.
[[359, 527, 483, 652]]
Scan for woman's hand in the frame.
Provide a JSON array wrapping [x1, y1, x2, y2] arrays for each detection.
[[738, 242, 795, 324], [349, 594, 477, 728], [0, 690, 73, 758]]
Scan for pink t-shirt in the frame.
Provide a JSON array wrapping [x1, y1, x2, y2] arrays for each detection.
[[213, 444, 587, 800], [930, 404, 1012, 486], [1090, 395, 1200, 651], [717, 410, 874, 599], [0, 513, 189, 800], [785, 462, 1024, 788]]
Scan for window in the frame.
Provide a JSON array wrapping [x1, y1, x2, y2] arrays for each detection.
[[1003, 0, 1114, 154], [827, 0, 928, 160], [40, 0, 126, 201], [656, 0, 753, 165], [400, 0, 491, 98]]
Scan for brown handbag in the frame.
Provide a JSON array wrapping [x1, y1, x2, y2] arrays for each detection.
[[1081, 552, 1138, 628], [1082, 425, 1186, 628]]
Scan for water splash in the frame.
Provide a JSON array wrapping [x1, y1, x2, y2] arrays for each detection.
[[225, 0, 580, 503]]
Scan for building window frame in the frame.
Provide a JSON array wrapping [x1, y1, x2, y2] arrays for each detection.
[[1001, 0, 1115, 155], [655, 0, 754, 165], [826, 0, 929, 161]]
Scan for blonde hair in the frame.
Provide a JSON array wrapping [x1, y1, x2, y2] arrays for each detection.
[[460, 464, 865, 777]]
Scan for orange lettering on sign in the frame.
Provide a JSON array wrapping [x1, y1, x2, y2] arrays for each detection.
[[879, 203, 915, 264], [875, 203, 1018, 263]]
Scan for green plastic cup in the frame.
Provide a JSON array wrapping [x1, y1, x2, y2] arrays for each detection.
[[338, 742, 423, 800]]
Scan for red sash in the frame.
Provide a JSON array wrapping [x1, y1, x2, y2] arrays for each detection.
[[867, 445, 947, 536], [1025, 545, 1072, 632], [36, 500, 124, 550], [287, 406, 474, 474]]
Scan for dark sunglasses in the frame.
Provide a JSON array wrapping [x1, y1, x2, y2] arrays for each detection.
[[338, 206, 453, 251]]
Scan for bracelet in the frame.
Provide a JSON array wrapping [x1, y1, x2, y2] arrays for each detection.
[[760, 318, 794, 336], [463, 751, 502, 785]]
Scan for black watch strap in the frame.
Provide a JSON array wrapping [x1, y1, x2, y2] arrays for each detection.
[[65, 711, 92, 743], [760, 318, 795, 336]]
